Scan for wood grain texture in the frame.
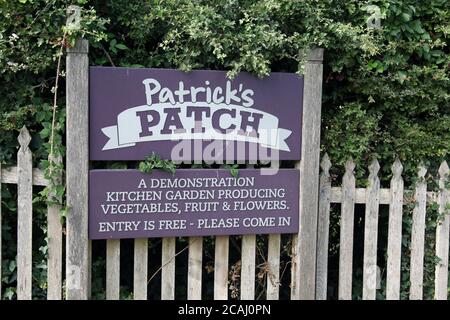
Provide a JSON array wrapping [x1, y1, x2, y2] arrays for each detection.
[[106, 239, 121, 300], [188, 237, 203, 300], [266, 161, 281, 300], [1, 167, 47, 186], [214, 235, 229, 300], [362, 159, 380, 300], [65, 38, 90, 300], [0, 164, 2, 296], [338, 159, 355, 300], [47, 155, 63, 300], [266, 233, 280, 300], [409, 166, 427, 300], [290, 234, 299, 299], [17, 126, 33, 300], [240, 234, 256, 300], [330, 187, 436, 205], [292, 48, 324, 300], [87, 241, 92, 299], [386, 160, 404, 300], [161, 237, 176, 300], [133, 239, 148, 300], [435, 161, 449, 300], [316, 154, 331, 300], [241, 163, 256, 300]]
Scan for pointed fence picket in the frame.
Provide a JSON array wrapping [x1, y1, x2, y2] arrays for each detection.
[[409, 166, 427, 299], [317, 154, 450, 300], [316, 155, 332, 300], [0, 127, 63, 300], [338, 159, 355, 300], [386, 160, 404, 299], [16, 127, 33, 300]]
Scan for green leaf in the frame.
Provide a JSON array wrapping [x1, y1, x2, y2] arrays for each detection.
[[411, 20, 425, 34], [401, 13, 411, 21], [115, 43, 128, 50], [4, 288, 15, 300], [397, 71, 407, 84], [138, 152, 177, 175]]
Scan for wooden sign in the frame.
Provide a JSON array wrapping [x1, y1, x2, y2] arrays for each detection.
[[89, 169, 299, 239], [89, 67, 303, 161]]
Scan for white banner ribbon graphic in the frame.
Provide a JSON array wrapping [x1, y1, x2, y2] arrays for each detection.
[[101, 102, 292, 152]]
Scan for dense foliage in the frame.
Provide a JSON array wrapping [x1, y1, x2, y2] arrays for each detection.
[[0, 0, 449, 299]]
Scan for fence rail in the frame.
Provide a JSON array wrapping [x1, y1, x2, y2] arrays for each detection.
[[317, 154, 449, 300], [0, 126, 63, 300], [1, 129, 449, 300]]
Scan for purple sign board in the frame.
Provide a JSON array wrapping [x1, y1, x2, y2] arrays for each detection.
[[89, 67, 303, 161], [89, 169, 299, 239]]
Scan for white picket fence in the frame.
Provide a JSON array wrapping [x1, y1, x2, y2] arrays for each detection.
[[316, 154, 449, 300], [0, 126, 63, 300], [1, 127, 449, 300]]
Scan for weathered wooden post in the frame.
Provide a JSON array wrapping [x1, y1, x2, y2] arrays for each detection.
[[17, 126, 33, 300], [291, 48, 324, 300], [66, 38, 90, 300], [0, 163, 2, 297]]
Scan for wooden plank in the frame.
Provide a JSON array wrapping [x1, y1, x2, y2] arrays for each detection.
[[66, 38, 90, 300], [161, 237, 176, 300], [47, 205, 63, 299], [187, 237, 203, 300], [332, 187, 388, 204], [266, 161, 281, 300], [87, 241, 92, 299], [0, 163, 2, 297], [409, 166, 427, 300], [47, 155, 63, 300], [241, 162, 256, 300], [290, 234, 299, 299], [386, 160, 404, 300], [17, 126, 33, 300], [214, 235, 229, 300], [240, 234, 256, 300], [106, 239, 121, 300], [316, 154, 331, 300], [332, 187, 387, 204], [362, 159, 380, 300], [292, 48, 324, 300], [1, 167, 47, 186], [386, 159, 403, 300], [133, 239, 148, 300], [339, 158, 356, 300], [331, 187, 436, 205], [266, 234, 280, 300], [435, 161, 449, 300]]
